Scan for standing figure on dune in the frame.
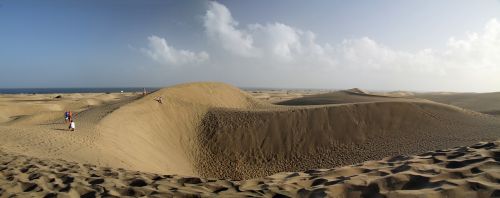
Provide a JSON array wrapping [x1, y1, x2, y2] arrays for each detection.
[[154, 96, 163, 104], [68, 111, 73, 121], [64, 111, 70, 123], [66, 110, 77, 131], [69, 119, 75, 131]]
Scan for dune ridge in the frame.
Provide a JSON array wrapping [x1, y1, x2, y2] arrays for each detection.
[[416, 92, 500, 116], [276, 89, 404, 106], [92, 82, 500, 179], [94, 82, 269, 177]]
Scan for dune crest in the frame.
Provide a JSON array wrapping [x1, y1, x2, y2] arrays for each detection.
[[345, 88, 368, 95], [92, 82, 500, 179], [95, 82, 267, 176]]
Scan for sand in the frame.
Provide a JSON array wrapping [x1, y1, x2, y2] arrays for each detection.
[[0, 93, 139, 172], [1, 141, 499, 197], [1, 82, 499, 197], [197, 99, 499, 179]]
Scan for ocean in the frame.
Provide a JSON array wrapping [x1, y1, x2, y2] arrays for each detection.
[[0, 88, 160, 94]]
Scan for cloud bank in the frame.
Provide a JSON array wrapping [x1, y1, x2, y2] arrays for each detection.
[[203, 1, 500, 72], [203, 1, 335, 66], [141, 1, 500, 91]]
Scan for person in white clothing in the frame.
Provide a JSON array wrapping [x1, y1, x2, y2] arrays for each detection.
[[69, 120, 75, 131]]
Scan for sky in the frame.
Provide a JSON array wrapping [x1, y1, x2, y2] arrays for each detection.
[[1, 0, 500, 92]]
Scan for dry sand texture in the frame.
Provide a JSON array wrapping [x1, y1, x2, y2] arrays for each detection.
[[197, 99, 500, 179], [1, 82, 500, 197], [1, 141, 499, 197]]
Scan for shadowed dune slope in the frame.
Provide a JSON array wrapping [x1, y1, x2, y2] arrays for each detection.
[[276, 89, 406, 106], [278, 89, 500, 115], [96, 82, 500, 180], [198, 101, 500, 179], [416, 92, 500, 115]]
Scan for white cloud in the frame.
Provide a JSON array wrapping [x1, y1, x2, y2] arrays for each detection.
[[444, 18, 500, 71], [141, 35, 209, 66], [203, 2, 500, 78], [203, 2, 256, 57], [203, 1, 336, 65], [202, 2, 427, 71], [340, 19, 500, 76]]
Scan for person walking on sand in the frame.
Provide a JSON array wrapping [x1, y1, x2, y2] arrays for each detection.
[[64, 111, 70, 123], [68, 111, 73, 121], [69, 120, 75, 131]]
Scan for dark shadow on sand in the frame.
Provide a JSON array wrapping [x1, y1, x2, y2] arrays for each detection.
[[53, 128, 70, 131]]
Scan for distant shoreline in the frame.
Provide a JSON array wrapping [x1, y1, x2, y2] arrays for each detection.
[[0, 87, 160, 94], [0, 87, 333, 94]]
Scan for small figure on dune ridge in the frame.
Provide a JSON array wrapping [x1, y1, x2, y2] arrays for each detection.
[[154, 96, 163, 104]]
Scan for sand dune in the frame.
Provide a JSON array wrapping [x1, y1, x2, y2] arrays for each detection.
[[94, 82, 500, 179], [1, 82, 500, 197], [276, 88, 411, 106], [197, 100, 500, 179], [276, 89, 500, 116], [94, 83, 272, 176]]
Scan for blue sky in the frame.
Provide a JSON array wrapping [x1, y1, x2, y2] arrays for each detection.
[[1, 0, 500, 91]]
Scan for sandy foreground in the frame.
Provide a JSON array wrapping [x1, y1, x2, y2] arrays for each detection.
[[1, 82, 499, 197], [1, 141, 499, 197]]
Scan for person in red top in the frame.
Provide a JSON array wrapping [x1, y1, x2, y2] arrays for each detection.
[[68, 111, 73, 121]]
